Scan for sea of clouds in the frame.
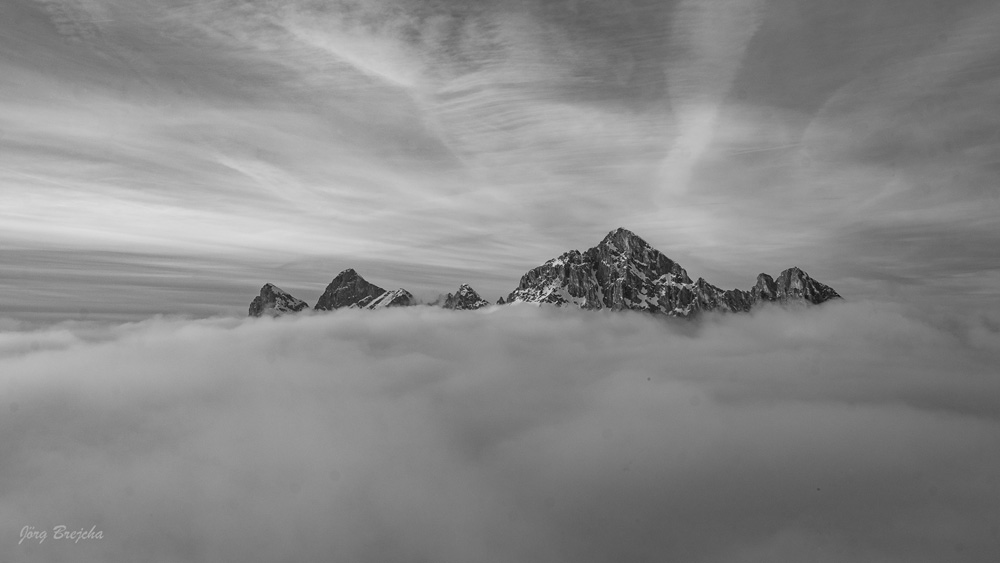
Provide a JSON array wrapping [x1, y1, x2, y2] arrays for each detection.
[[2, 301, 999, 562]]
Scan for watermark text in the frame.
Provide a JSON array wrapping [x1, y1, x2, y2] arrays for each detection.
[[19, 525, 103, 545]]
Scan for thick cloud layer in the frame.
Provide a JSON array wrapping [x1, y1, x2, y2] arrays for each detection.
[[2, 303, 999, 562]]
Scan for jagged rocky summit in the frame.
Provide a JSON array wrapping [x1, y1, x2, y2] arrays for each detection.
[[503, 228, 840, 317], [750, 268, 842, 305], [248, 228, 841, 318], [248, 283, 310, 317], [437, 284, 490, 310], [314, 268, 387, 310], [249, 270, 417, 317], [314, 269, 415, 310]]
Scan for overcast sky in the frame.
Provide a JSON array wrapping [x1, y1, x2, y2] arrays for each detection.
[[2, 0, 999, 320]]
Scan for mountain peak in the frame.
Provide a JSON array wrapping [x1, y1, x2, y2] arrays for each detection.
[[439, 284, 489, 310], [605, 226, 639, 237], [598, 227, 649, 250], [315, 269, 386, 310], [505, 228, 692, 312], [772, 267, 841, 304], [752, 273, 778, 301], [503, 228, 839, 316], [249, 284, 309, 317]]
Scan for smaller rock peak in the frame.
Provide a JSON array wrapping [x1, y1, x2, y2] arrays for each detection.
[[774, 267, 816, 288], [249, 283, 309, 317], [441, 284, 489, 310], [315, 269, 386, 310], [752, 273, 778, 301], [750, 268, 841, 305]]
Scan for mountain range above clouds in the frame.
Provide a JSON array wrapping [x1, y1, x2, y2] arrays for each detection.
[[249, 228, 841, 318]]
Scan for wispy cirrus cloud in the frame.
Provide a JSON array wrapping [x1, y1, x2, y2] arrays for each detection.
[[1, 0, 998, 318]]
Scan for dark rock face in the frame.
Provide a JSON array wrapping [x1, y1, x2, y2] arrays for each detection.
[[249, 284, 310, 317], [439, 284, 490, 310], [751, 273, 778, 303], [504, 228, 840, 316], [363, 288, 415, 309], [767, 267, 841, 304], [505, 228, 701, 316], [722, 288, 755, 313], [315, 269, 386, 310]]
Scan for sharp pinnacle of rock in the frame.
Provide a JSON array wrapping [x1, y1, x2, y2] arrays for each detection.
[[248, 283, 309, 317], [751, 273, 778, 303], [439, 284, 490, 310], [314, 269, 387, 310], [770, 267, 842, 304]]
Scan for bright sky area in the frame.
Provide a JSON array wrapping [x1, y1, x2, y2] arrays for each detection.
[[1, 0, 998, 321]]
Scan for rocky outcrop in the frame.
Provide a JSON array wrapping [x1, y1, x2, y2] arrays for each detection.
[[752, 267, 841, 304], [751, 273, 778, 303], [438, 284, 490, 310], [363, 288, 415, 309], [503, 228, 840, 316], [314, 269, 386, 310], [249, 284, 309, 317], [504, 228, 702, 316]]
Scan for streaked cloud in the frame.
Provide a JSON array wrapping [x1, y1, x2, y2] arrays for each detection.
[[0, 0, 998, 318]]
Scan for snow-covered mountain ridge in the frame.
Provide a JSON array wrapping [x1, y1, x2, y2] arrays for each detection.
[[249, 228, 840, 317]]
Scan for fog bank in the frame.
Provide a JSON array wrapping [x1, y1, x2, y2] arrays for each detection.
[[2, 302, 999, 562]]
